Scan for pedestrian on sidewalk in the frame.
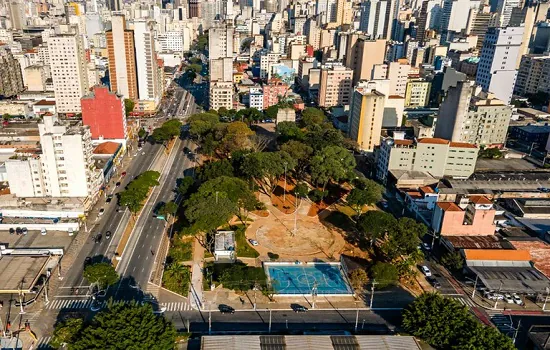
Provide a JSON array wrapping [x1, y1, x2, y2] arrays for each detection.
[[240, 297, 245, 306]]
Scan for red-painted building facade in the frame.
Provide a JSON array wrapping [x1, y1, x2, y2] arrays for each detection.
[[81, 85, 127, 141]]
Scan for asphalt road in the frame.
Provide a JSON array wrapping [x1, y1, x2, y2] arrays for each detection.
[[165, 309, 402, 334], [61, 141, 163, 291], [115, 137, 194, 294]]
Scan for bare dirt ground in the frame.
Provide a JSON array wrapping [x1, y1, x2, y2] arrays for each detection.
[[246, 193, 346, 261]]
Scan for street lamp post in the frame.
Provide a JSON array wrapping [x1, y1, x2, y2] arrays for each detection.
[[208, 302, 212, 335], [268, 309, 272, 333], [494, 281, 503, 310], [542, 287, 550, 311], [312, 281, 318, 309], [283, 162, 288, 204], [253, 282, 259, 310], [369, 280, 377, 309], [354, 302, 359, 332]]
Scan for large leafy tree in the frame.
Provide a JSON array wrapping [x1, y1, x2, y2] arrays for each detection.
[[176, 176, 194, 197], [188, 113, 220, 141], [240, 151, 296, 194], [356, 210, 397, 247], [151, 119, 182, 145], [235, 107, 263, 125], [184, 192, 238, 234], [280, 140, 312, 178], [124, 99, 135, 116], [276, 121, 305, 143], [300, 107, 326, 127], [119, 171, 160, 214], [197, 159, 234, 182], [158, 201, 178, 221], [197, 176, 262, 224], [305, 124, 345, 150], [222, 121, 254, 153], [402, 293, 515, 350], [347, 180, 383, 215], [70, 302, 176, 350], [50, 318, 84, 348], [380, 217, 425, 260], [310, 146, 356, 190], [83, 262, 119, 289]]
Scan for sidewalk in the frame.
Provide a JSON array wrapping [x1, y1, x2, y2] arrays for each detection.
[[188, 238, 205, 310]]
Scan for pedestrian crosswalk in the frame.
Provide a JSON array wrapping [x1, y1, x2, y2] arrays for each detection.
[[46, 298, 191, 311], [35, 336, 52, 349], [449, 295, 475, 307]]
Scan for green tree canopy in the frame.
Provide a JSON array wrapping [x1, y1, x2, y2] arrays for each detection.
[[280, 140, 312, 178], [124, 99, 135, 116], [188, 113, 220, 140], [50, 318, 84, 348], [293, 182, 309, 198], [264, 105, 279, 119], [402, 293, 515, 350], [119, 171, 160, 214], [349, 269, 368, 290], [222, 121, 254, 153], [152, 119, 182, 144], [276, 121, 305, 143], [356, 210, 396, 246], [198, 159, 234, 182], [158, 201, 178, 220], [441, 251, 464, 272], [305, 124, 345, 150], [380, 217, 425, 260], [235, 107, 263, 125], [197, 176, 262, 218], [187, 63, 202, 73], [83, 262, 119, 289], [176, 176, 194, 197], [184, 191, 238, 234], [240, 151, 297, 194], [370, 262, 398, 288], [69, 302, 176, 350], [346, 179, 384, 214], [310, 146, 356, 189], [300, 107, 326, 127]]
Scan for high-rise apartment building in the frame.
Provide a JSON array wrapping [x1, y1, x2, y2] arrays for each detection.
[[465, 4, 496, 52], [81, 85, 127, 143], [405, 79, 431, 107], [435, 81, 512, 147], [134, 19, 161, 110], [372, 59, 411, 97], [8, 0, 25, 30], [475, 26, 524, 104], [0, 46, 24, 98], [188, 0, 201, 18], [348, 81, 386, 152], [209, 25, 234, 61], [359, 0, 388, 38], [5, 115, 102, 198], [47, 28, 89, 114], [318, 65, 353, 107], [440, 0, 481, 40], [345, 35, 386, 85], [106, 14, 138, 101], [515, 54, 550, 96]]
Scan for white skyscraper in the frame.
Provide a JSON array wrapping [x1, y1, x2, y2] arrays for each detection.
[[475, 26, 524, 104], [134, 19, 160, 107], [359, 0, 389, 38], [496, 0, 521, 27], [47, 27, 89, 114], [440, 0, 481, 35], [208, 24, 234, 60]]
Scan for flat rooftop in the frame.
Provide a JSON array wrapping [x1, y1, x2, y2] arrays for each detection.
[[470, 265, 550, 293], [0, 255, 49, 292], [444, 235, 514, 249], [475, 158, 540, 172]]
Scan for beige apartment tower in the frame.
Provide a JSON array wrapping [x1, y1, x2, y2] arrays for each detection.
[[348, 82, 386, 152], [345, 35, 386, 85], [318, 66, 353, 107], [106, 14, 138, 100]]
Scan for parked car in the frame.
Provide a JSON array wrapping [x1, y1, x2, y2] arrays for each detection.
[[248, 239, 259, 246], [105, 231, 112, 240], [15, 227, 22, 235], [218, 304, 235, 314], [40, 228, 47, 236], [98, 208, 105, 216], [116, 182, 121, 187], [21, 227, 28, 235], [84, 257, 92, 266], [513, 294, 523, 305], [505, 294, 514, 304], [421, 265, 432, 277], [95, 234, 102, 244], [121, 171, 127, 177], [9, 228, 14, 234], [106, 195, 113, 203], [291, 304, 308, 313], [422, 242, 431, 251]]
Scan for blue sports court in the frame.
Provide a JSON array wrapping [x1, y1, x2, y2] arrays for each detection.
[[265, 262, 353, 296]]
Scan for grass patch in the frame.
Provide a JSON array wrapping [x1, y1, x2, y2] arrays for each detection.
[[162, 265, 191, 296], [204, 262, 266, 291], [232, 225, 260, 258], [166, 237, 193, 264]]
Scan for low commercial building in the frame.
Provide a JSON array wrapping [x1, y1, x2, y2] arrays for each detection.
[[214, 231, 235, 263], [376, 136, 478, 184], [432, 195, 496, 236]]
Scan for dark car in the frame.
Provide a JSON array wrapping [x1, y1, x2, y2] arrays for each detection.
[[218, 304, 235, 314], [95, 234, 102, 244], [427, 276, 441, 289], [183, 146, 191, 154], [115, 182, 121, 187], [15, 227, 22, 235], [84, 257, 92, 266], [106, 195, 113, 203], [9, 228, 14, 234], [291, 304, 308, 313], [105, 231, 112, 240]]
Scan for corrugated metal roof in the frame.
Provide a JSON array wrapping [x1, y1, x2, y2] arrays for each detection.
[[356, 336, 421, 350], [285, 336, 334, 350], [202, 336, 261, 350], [464, 249, 531, 262]]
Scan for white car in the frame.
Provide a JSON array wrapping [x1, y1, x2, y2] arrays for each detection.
[[421, 265, 432, 277], [422, 243, 431, 251], [505, 294, 514, 304], [40, 228, 47, 236], [248, 239, 259, 246], [98, 208, 105, 216], [512, 294, 523, 305]]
